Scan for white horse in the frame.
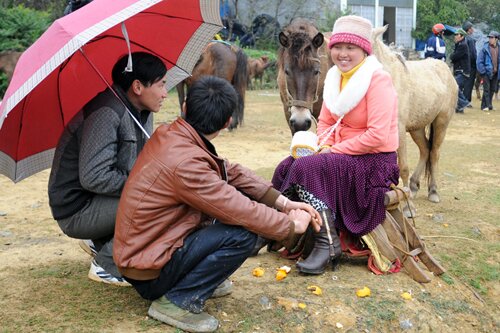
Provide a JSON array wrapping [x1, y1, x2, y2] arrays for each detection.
[[372, 26, 457, 204]]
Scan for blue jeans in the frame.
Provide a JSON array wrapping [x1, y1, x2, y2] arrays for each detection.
[[455, 71, 470, 111], [128, 222, 257, 313]]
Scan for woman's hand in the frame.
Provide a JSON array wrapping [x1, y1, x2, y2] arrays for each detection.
[[318, 146, 331, 154]]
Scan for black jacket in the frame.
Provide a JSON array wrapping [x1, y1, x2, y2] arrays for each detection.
[[450, 38, 471, 76], [465, 35, 477, 69]]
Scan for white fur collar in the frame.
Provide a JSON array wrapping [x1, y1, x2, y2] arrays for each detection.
[[323, 55, 383, 117]]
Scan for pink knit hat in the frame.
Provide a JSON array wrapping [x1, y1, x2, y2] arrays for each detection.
[[328, 15, 373, 55]]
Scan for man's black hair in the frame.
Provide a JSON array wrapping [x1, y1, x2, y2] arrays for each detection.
[[112, 52, 167, 92], [185, 76, 238, 135]]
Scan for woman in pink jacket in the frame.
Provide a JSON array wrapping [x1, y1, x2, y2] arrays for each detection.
[[270, 15, 400, 275]]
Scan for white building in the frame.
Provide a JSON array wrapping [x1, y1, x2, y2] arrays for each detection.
[[234, 0, 418, 48], [339, 0, 417, 48]]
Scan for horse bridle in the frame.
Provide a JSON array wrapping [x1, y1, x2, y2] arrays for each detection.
[[284, 57, 322, 112]]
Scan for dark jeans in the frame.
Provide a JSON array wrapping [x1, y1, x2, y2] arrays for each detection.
[[57, 194, 121, 277], [481, 73, 499, 110], [463, 67, 476, 102], [128, 223, 257, 313], [455, 71, 470, 111]]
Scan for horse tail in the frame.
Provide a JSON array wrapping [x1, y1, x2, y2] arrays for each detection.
[[176, 81, 185, 114], [425, 123, 434, 185], [231, 48, 248, 128]]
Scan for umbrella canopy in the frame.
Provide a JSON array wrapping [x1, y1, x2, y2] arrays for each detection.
[[443, 24, 457, 36], [0, 0, 222, 182]]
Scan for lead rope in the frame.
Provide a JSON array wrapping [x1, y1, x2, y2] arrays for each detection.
[[317, 115, 343, 148], [391, 184, 416, 227]]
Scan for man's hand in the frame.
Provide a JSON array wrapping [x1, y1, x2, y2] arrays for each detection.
[[285, 201, 322, 231], [288, 209, 322, 234]]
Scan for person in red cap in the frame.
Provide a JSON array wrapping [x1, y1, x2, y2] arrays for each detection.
[[270, 15, 400, 275], [424, 23, 447, 61]]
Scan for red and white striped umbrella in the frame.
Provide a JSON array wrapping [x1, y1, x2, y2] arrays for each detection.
[[0, 0, 221, 182]]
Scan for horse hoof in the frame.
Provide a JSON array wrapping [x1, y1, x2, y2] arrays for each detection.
[[409, 184, 419, 199], [428, 193, 440, 203], [403, 204, 417, 218]]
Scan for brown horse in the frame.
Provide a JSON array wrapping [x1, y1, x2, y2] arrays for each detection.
[[0, 51, 22, 82], [278, 20, 456, 207], [277, 18, 333, 133], [176, 41, 248, 130], [247, 55, 272, 89]]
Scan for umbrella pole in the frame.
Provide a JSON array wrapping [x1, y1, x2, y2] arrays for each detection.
[[77, 48, 150, 139]]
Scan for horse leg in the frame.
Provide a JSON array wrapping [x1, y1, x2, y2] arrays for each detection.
[[397, 128, 410, 189], [408, 128, 429, 200], [397, 130, 416, 217], [426, 115, 451, 203]]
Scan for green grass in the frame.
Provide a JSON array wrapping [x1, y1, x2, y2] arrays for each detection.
[[439, 243, 500, 295], [430, 299, 472, 316], [359, 299, 399, 323], [440, 273, 455, 285]]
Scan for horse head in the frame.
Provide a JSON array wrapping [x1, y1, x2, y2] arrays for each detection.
[[278, 18, 329, 134], [371, 25, 406, 69]]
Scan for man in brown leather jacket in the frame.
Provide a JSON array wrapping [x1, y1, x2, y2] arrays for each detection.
[[114, 76, 321, 333]]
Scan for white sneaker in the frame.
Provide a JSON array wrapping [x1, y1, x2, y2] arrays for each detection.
[[88, 259, 131, 287], [79, 239, 98, 257]]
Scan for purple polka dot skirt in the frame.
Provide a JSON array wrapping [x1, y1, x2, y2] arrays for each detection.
[[272, 152, 399, 236]]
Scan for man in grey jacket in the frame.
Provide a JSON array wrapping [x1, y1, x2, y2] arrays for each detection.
[[48, 52, 167, 285]]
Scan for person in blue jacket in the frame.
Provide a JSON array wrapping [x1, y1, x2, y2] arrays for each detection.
[[477, 31, 500, 111], [424, 23, 447, 61]]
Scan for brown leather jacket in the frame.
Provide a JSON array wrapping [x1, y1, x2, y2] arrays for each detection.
[[114, 118, 295, 280]]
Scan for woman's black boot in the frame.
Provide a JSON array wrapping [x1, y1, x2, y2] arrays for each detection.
[[296, 209, 341, 274]]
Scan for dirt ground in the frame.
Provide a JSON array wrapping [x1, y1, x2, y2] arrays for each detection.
[[0, 90, 499, 332]]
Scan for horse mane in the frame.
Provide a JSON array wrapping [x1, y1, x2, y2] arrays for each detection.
[[278, 18, 321, 70], [371, 26, 408, 71]]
